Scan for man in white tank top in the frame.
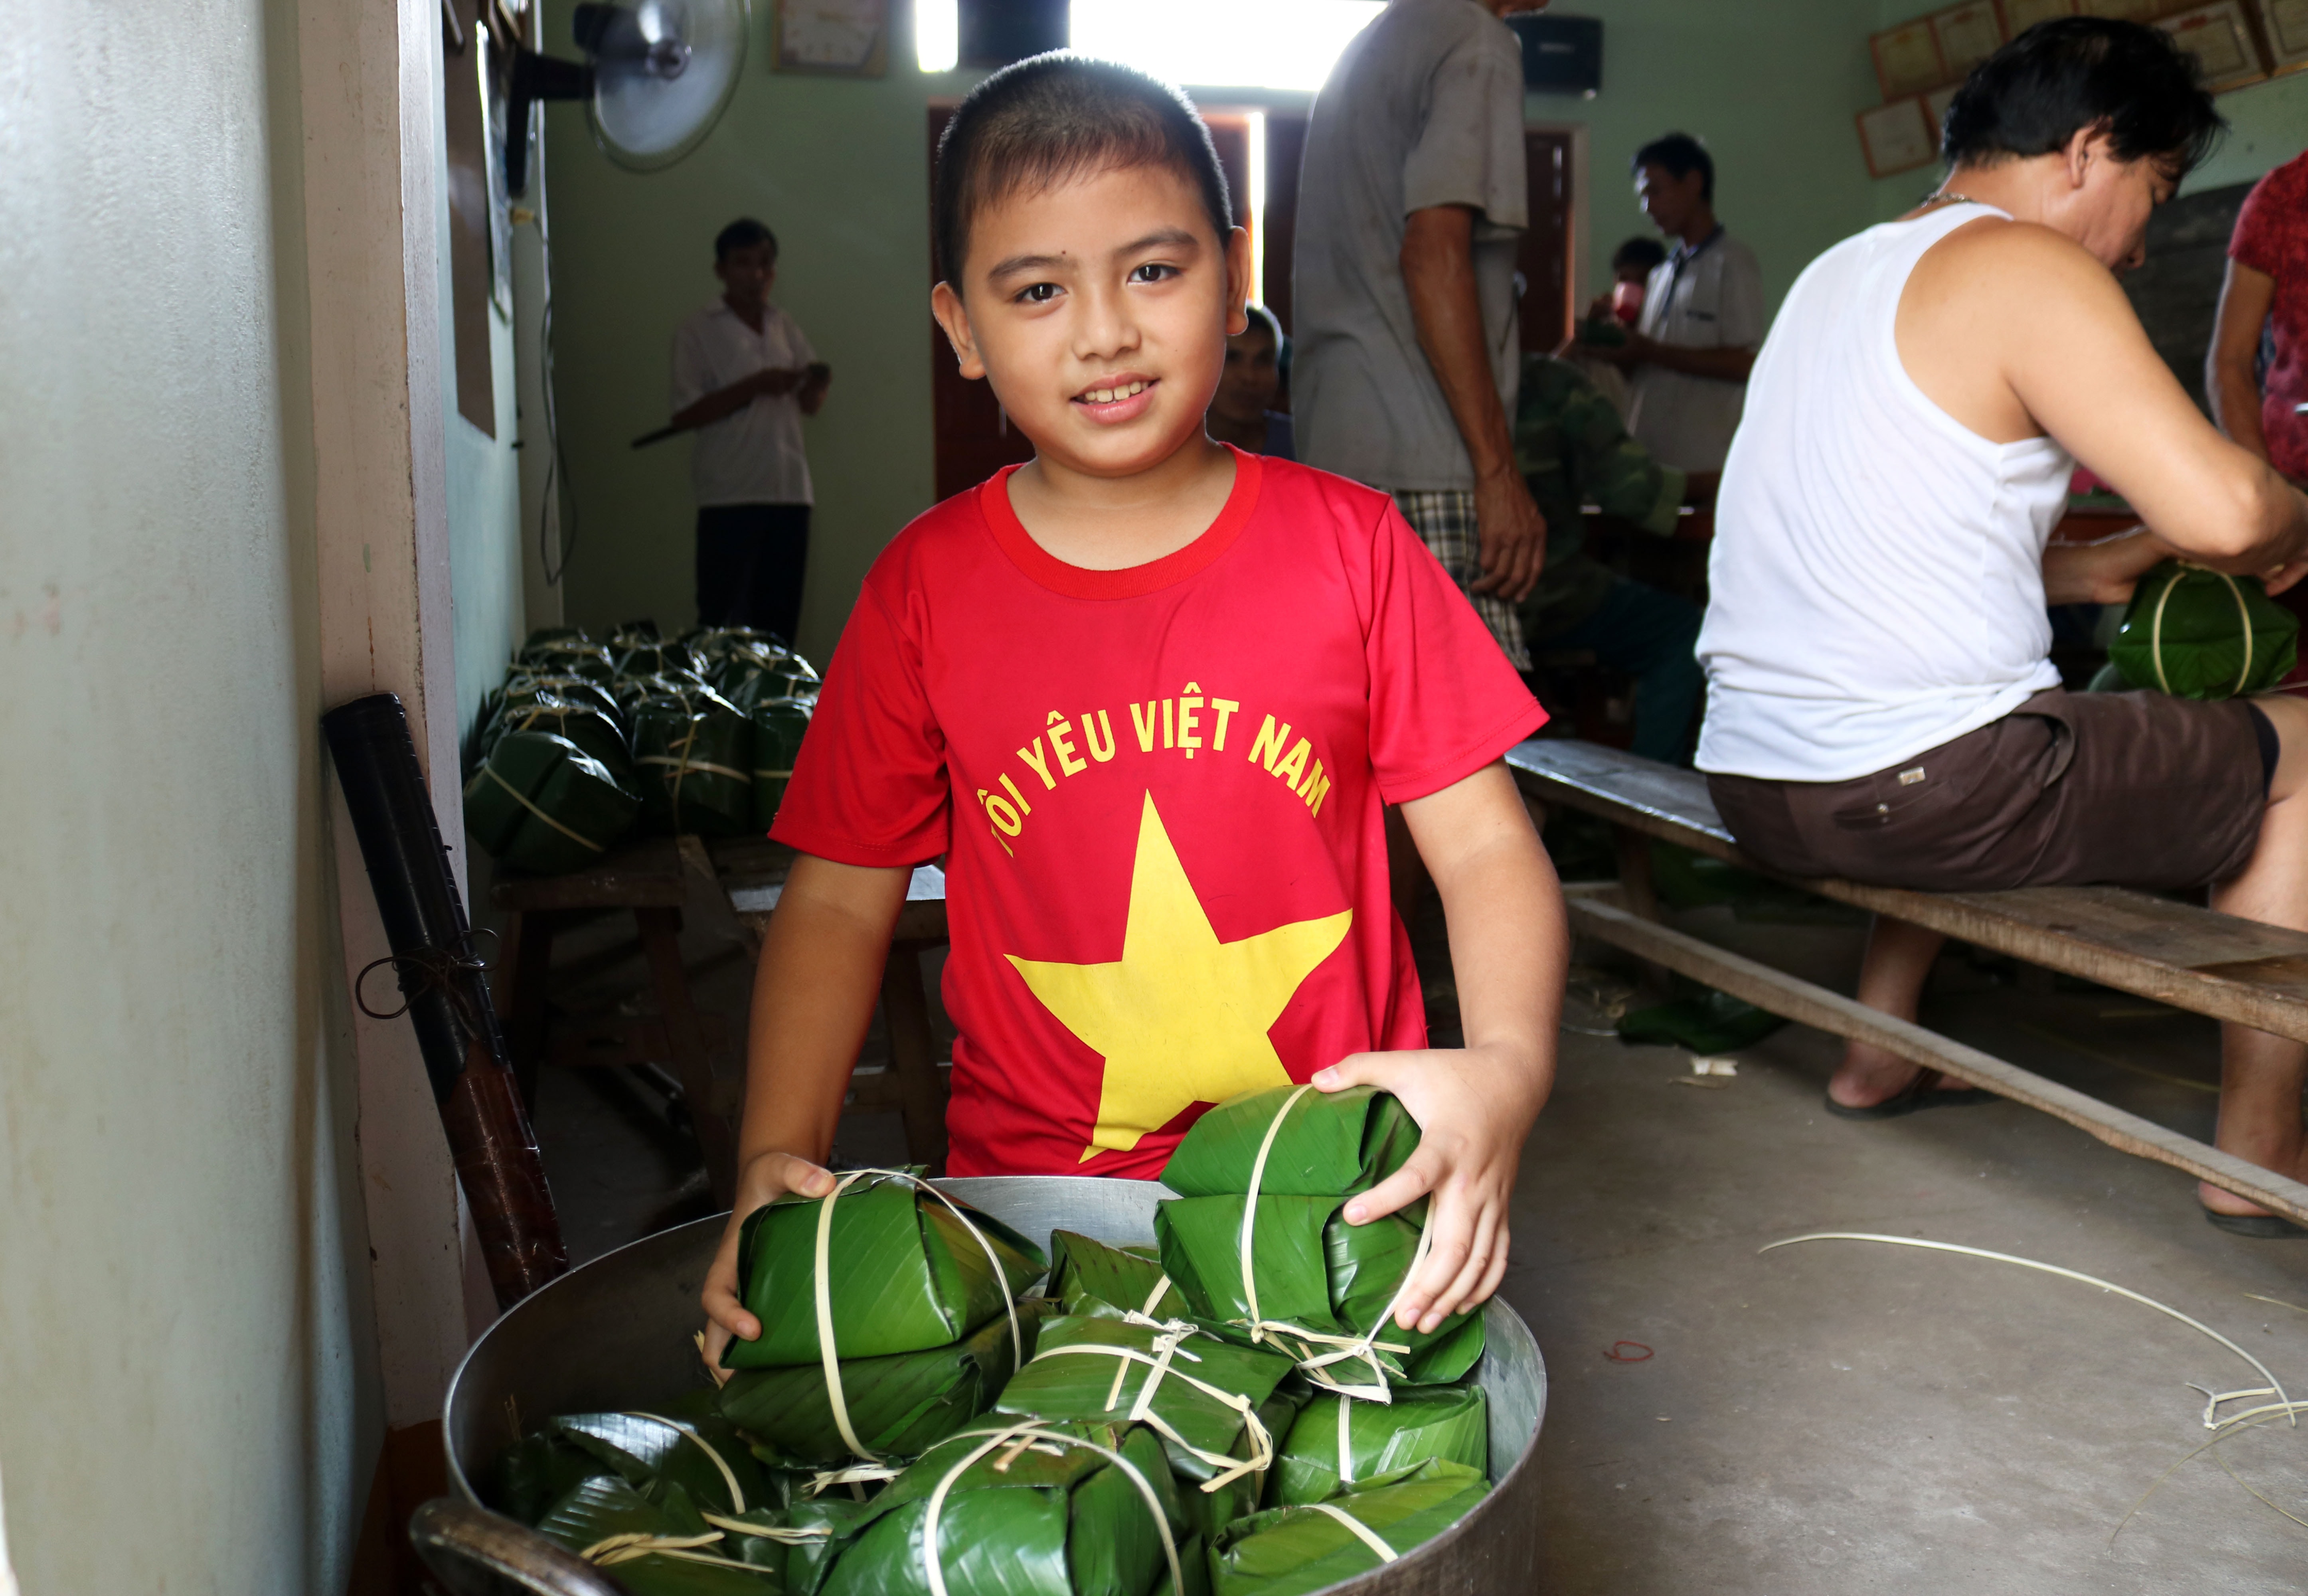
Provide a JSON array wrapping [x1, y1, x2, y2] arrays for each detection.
[[1694, 19, 2308, 1231]]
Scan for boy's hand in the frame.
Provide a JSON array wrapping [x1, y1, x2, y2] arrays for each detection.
[[699, 1149, 838, 1369], [1313, 1039, 1545, 1333]]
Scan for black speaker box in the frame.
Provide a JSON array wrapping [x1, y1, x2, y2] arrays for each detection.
[[960, 0, 1070, 68], [1508, 14, 1603, 95]]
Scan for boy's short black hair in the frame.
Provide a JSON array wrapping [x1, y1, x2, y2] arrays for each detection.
[[1610, 236, 1667, 274], [715, 218, 779, 263], [1631, 133, 1713, 202], [934, 52, 1233, 286], [1940, 17, 2222, 176], [1236, 302, 1283, 351]]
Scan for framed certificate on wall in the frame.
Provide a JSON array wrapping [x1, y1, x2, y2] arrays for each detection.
[[773, 0, 889, 76], [1931, 2, 2006, 77], [2260, 0, 2308, 74], [2160, 0, 2268, 90], [2004, 0, 2079, 28], [1857, 97, 1940, 178], [1872, 20, 1948, 98]]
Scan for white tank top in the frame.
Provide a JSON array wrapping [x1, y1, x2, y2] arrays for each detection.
[[1694, 203, 2072, 782]]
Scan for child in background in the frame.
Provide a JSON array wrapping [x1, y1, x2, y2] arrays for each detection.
[[1205, 301, 1296, 459], [702, 55, 1566, 1362], [1567, 236, 1668, 419]]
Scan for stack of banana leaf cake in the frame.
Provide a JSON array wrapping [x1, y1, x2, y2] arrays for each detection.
[[485, 1086, 1496, 1595], [462, 622, 820, 875]]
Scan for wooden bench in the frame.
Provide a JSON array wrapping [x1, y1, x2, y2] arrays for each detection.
[[1508, 737, 2308, 1226]]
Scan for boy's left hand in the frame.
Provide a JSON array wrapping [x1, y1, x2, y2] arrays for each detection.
[[1313, 1039, 1546, 1333]]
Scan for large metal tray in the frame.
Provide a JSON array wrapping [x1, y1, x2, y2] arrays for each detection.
[[444, 1175, 1545, 1594]]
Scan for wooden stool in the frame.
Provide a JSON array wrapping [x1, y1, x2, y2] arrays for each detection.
[[728, 863, 952, 1171], [493, 836, 743, 1205]]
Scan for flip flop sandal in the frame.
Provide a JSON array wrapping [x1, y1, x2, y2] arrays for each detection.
[[2201, 1205, 2308, 1239], [1824, 1071, 1994, 1121]]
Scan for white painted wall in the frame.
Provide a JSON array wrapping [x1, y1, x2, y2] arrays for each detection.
[[0, 0, 379, 1589]]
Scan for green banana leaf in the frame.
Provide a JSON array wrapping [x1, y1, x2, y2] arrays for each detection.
[[1208, 1459, 1489, 1596], [1155, 1198, 1480, 1386], [632, 683, 757, 838], [1323, 1215, 1484, 1386], [535, 1476, 787, 1594], [725, 1172, 1048, 1370], [719, 1300, 1052, 1466], [486, 1430, 614, 1525], [516, 638, 619, 684], [787, 1422, 1202, 1596], [751, 696, 815, 830], [486, 691, 635, 785], [1047, 1232, 1184, 1319], [1155, 1195, 1342, 1343], [1268, 1388, 1486, 1507], [2110, 559, 2300, 700], [720, 646, 822, 711], [545, 1410, 777, 1518], [1160, 1086, 1418, 1199], [991, 1314, 1300, 1491], [620, 638, 709, 682], [618, 668, 715, 717], [504, 672, 627, 726], [463, 730, 643, 875], [1615, 989, 1786, 1053], [687, 626, 789, 666]]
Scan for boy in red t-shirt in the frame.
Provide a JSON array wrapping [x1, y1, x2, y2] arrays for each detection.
[[701, 56, 1567, 1362]]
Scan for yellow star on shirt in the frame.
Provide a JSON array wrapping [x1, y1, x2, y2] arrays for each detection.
[[1007, 791, 1353, 1163]]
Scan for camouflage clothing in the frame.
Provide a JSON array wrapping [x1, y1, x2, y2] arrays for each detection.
[[1514, 354, 1686, 638]]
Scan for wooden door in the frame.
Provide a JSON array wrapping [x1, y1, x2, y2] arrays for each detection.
[[1518, 130, 1574, 352]]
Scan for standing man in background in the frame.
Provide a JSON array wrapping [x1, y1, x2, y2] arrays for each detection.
[[2209, 150, 2307, 486], [670, 218, 831, 643], [1294, 0, 1553, 671], [1582, 133, 1764, 474]]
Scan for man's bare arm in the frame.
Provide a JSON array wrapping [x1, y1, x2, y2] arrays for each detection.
[[1902, 221, 2308, 574], [2208, 259, 2276, 465], [1401, 204, 1544, 601]]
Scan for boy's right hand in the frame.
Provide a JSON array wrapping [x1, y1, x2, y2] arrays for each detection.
[[700, 1149, 838, 1370]]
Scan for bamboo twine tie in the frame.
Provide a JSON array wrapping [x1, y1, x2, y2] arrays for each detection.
[[921, 1424, 1182, 1596], [1307, 1503, 1400, 1564]]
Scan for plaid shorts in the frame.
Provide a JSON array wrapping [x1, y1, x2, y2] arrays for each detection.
[[1389, 489, 1531, 670]]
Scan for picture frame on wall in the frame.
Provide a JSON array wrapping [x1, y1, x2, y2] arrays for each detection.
[[2160, 0, 2269, 90], [772, 0, 889, 77], [2260, 0, 2308, 74], [2003, 0, 2079, 29], [1871, 19, 1948, 98], [1930, 2, 2006, 77], [1858, 97, 1940, 178]]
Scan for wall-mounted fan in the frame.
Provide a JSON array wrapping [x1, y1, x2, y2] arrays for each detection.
[[505, 0, 750, 194]]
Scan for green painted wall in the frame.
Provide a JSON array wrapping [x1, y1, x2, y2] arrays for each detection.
[[1533, 2, 1888, 318], [0, 0, 377, 1589]]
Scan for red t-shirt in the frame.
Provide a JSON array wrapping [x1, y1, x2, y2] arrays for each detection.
[[2231, 152, 2308, 481], [771, 450, 1543, 1178]]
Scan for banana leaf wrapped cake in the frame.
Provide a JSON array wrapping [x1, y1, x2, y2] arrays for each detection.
[[1268, 1388, 1486, 1507], [785, 1421, 1205, 1596], [1208, 1459, 1488, 1596], [632, 683, 757, 837], [463, 729, 643, 874], [719, 642, 822, 710], [992, 1312, 1301, 1535], [1047, 1231, 1185, 1319], [2109, 559, 2300, 700], [1155, 1086, 1482, 1392], [718, 1300, 1053, 1468], [483, 690, 634, 785], [750, 696, 814, 830]]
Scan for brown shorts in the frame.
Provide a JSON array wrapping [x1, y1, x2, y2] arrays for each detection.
[[1706, 689, 2266, 891]]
